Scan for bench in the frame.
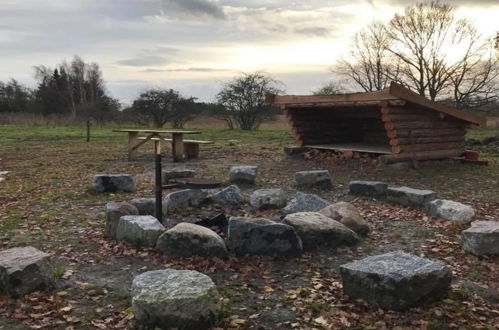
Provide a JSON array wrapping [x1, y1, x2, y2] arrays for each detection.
[[138, 137, 213, 159]]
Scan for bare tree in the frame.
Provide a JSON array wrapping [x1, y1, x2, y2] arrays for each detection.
[[216, 71, 283, 130], [336, 21, 399, 92], [386, 1, 498, 103], [312, 80, 346, 95]]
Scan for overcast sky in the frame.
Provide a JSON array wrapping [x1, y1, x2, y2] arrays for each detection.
[[1, 0, 498, 104]]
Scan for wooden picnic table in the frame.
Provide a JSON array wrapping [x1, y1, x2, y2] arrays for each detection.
[[113, 129, 201, 162]]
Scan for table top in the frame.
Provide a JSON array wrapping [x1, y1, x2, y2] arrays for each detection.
[[113, 129, 201, 134]]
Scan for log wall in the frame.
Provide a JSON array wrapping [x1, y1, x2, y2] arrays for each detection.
[[284, 102, 468, 163], [380, 104, 467, 163]]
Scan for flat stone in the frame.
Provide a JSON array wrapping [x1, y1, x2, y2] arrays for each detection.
[[0, 247, 54, 297], [250, 188, 287, 210], [340, 251, 452, 310], [294, 170, 332, 189], [132, 269, 220, 330], [116, 215, 165, 248], [163, 189, 208, 214], [209, 185, 244, 206], [130, 198, 156, 216], [377, 162, 411, 170], [162, 168, 195, 183], [348, 180, 388, 198], [461, 221, 499, 256], [229, 166, 258, 184], [156, 223, 228, 258], [425, 199, 475, 223], [105, 201, 139, 238], [282, 212, 360, 251], [282, 192, 330, 215], [386, 186, 437, 207], [228, 217, 303, 256], [92, 174, 135, 193], [320, 202, 370, 235]]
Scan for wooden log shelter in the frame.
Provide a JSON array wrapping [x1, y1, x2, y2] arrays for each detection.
[[267, 82, 486, 164]]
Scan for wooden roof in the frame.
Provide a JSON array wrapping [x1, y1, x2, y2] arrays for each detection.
[[267, 82, 485, 126]]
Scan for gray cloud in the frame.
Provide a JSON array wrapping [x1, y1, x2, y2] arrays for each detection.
[[294, 27, 331, 37], [160, 0, 226, 19], [117, 55, 171, 67], [143, 67, 233, 72]]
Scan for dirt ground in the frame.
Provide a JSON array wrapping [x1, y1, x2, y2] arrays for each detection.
[[0, 133, 498, 329]]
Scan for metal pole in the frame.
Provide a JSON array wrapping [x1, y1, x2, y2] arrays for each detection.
[[154, 141, 163, 222]]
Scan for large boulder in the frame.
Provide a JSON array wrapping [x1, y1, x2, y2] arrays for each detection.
[[156, 223, 228, 259], [116, 215, 165, 248], [348, 180, 388, 198], [163, 189, 208, 214], [425, 199, 475, 223], [282, 212, 360, 251], [92, 174, 135, 193], [162, 168, 196, 184], [282, 192, 330, 215], [130, 197, 156, 216], [294, 170, 332, 189], [229, 166, 258, 184], [461, 221, 499, 256], [209, 185, 244, 206], [0, 247, 54, 297], [319, 202, 370, 235], [386, 186, 437, 207], [105, 201, 139, 238], [227, 217, 303, 256], [340, 251, 452, 311], [250, 188, 287, 210], [132, 269, 220, 330]]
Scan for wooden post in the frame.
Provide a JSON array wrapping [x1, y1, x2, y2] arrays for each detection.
[[86, 120, 91, 142], [154, 149, 163, 223], [171, 132, 184, 162], [128, 132, 139, 161]]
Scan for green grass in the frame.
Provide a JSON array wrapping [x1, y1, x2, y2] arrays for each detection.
[[466, 127, 499, 140]]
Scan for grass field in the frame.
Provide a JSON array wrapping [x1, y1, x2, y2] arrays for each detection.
[[0, 123, 498, 329]]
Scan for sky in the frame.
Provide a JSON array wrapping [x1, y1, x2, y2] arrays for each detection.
[[1, 0, 498, 104]]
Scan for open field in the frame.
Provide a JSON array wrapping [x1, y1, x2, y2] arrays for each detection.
[[0, 124, 498, 329]]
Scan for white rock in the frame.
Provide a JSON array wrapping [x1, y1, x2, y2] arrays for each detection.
[[163, 189, 208, 214], [132, 269, 220, 329], [425, 199, 475, 223], [229, 166, 258, 184], [116, 215, 165, 248], [250, 188, 287, 210]]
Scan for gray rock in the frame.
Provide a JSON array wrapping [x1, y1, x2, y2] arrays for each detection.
[[282, 192, 330, 215], [163, 189, 208, 214], [130, 198, 156, 216], [0, 247, 54, 297], [162, 168, 196, 183], [92, 174, 135, 193], [156, 223, 228, 258], [320, 202, 370, 235], [105, 201, 139, 238], [294, 170, 332, 189], [282, 212, 360, 251], [229, 165, 258, 184], [340, 251, 452, 310], [209, 185, 244, 206], [132, 269, 220, 330], [228, 217, 303, 256], [461, 221, 499, 256], [250, 188, 287, 210], [386, 186, 437, 207], [116, 215, 165, 248], [348, 180, 388, 198], [425, 199, 475, 223], [377, 162, 410, 170]]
